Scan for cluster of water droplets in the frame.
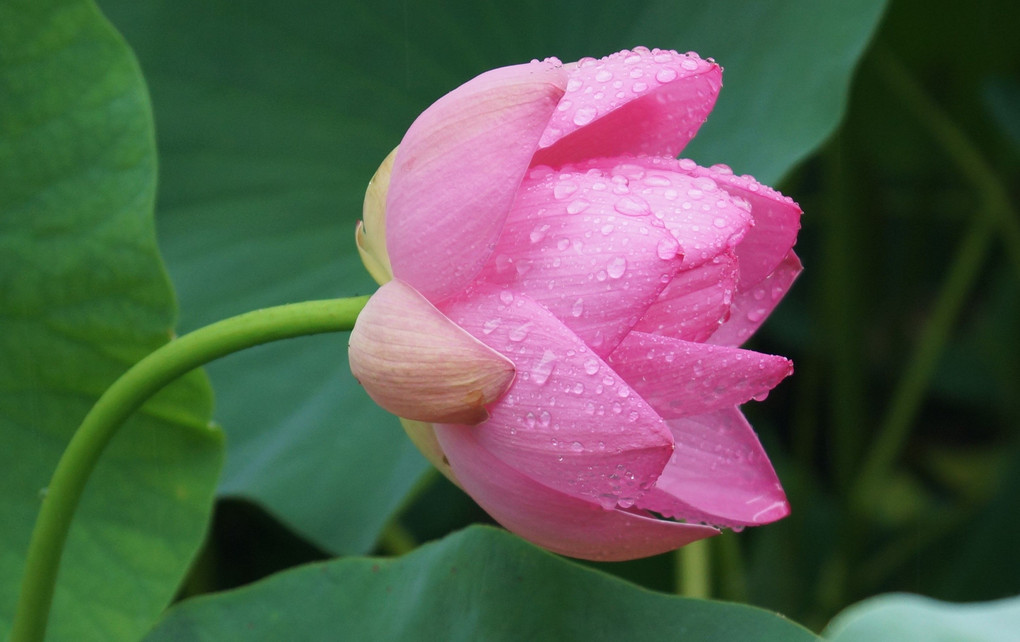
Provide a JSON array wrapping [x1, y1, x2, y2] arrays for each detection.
[[539, 47, 718, 150], [446, 288, 671, 511]]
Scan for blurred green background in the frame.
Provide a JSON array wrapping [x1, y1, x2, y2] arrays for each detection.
[[93, 0, 1020, 631]]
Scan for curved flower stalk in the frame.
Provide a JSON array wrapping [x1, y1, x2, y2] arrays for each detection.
[[350, 47, 802, 561]]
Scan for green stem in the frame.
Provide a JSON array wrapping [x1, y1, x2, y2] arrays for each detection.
[[676, 538, 711, 599], [10, 296, 370, 642]]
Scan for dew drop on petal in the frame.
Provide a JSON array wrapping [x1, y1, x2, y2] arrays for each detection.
[[554, 181, 578, 200], [614, 194, 651, 217], [655, 67, 678, 83], [573, 106, 598, 126], [530, 224, 550, 243], [532, 349, 557, 385], [567, 199, 591, 214], [538, 410, 552, 427], [571, 298, 584, 317], [509, 322, 532, 342], [656, 236, 680, 260], [482, 318, 501, 335], [499, 290, 514, 305], [607, 256, 627, 279], [584, 358, 600, 375]]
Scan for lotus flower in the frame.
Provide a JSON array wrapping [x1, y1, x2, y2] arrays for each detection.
[[349, 47, 802, 561]]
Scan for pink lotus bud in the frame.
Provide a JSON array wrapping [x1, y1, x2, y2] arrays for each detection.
[[349, 47, 802, 561]]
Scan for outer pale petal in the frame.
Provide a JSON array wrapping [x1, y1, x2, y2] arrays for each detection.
[[474, 163, 683, 358], [386, 59, 568, 304], [442, 288, 673, 509], [633, 253, 739, 342], [534, 48, 722, 168], [708, 250, 803, 347], [349, 280, 515, 425], [435, 422, 718, 561], [635, 407, 789, 527], [679, 162, 803, 288], [356, 147, 397, 285], [607, 331, 793, 418]]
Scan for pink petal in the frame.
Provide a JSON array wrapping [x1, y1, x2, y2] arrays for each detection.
[[349, 280, 516, 425], [473, 163, 683, 358], [708, 250, 802, 347], [607, 331, 793, 418], [679, 163, 803, 288], [634, 407, 789, 527], [441, 287, 674, 509], [534, 48, 721, 168], [435, 421, 718, 561], [567, 156, 752, 269], [386, 59, 568, 304], [633, 252, 739, 342]]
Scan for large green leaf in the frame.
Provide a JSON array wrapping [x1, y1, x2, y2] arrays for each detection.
[[97, 0, 886, 554], [0, 1, 222, 639], [824, 593, 1020, 641], [146, 526, 819, 641]]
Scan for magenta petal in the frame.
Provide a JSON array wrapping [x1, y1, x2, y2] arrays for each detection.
[[563, 156, 752, 270], [442, 287, 674, 509], [635, 407, 789, 527], [474, 164, 683, 357], [633, 253, 739, 342], [535, 48, 721, 168], [708, 250, 803, 347], [435, 422, 718, 561], [679, 163, 803, 288], [608, 331, 793, 418], [386, 59, 568, 303]]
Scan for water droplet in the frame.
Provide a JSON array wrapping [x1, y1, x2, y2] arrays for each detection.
[[570, 441, 584, 452], [532, 349, 557, 385], [680, 58, 699, 71], [632, 81, 647, 93], [656, 236, 680, 260], [747, 308, 766, 323], [571, 298, 584, 317], [595, 270, 607, 282], [572, 382, 584, 394], [538, 410, 552, 427], [525, 412, 536, 428], [509, 322, 532, 342], [499, 290, 514, 305], [607, 256, 627, 279], [600, 223, 614, 235], [530, 224, 550, 243], [595, 69, 613, 82], [713, 217, 728, 229], [553, 181, 578, 200], [566, 78, 582, 92], [584, 358, 600, 375], [614, 195, 651, 216], [597, 494, 618, 510], [566, 199, 590, 214], [656, 68, 678, 83], [573, 106, 597, 126], [482, 319, 501, 335]]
